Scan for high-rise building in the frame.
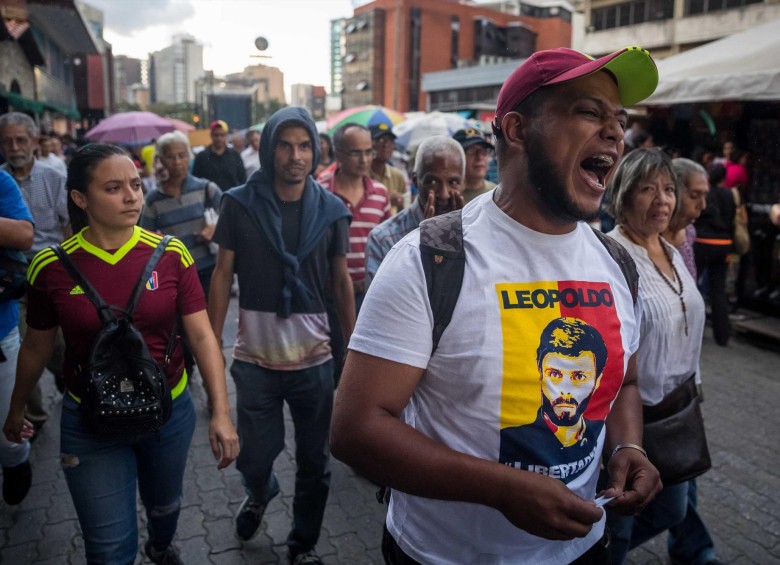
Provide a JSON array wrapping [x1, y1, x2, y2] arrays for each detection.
[[149, 34, 203, 104], [336, 0, 572, 112], [113, 55, 142, 104], [330, 18, 346, 97]]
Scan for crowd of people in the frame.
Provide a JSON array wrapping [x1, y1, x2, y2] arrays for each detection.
[[0, 43, 772, 565]]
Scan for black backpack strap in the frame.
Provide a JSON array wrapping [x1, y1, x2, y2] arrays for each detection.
[[419, 210, 465, 354], [203, 179, 211, 205], [51, 245, 115, 324], [590, 227, 639, 305], [126, 235, 173, 314]]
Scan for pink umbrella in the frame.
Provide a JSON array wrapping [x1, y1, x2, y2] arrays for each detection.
[[167, 117, 195, 133], [85, 112, 175, 145]]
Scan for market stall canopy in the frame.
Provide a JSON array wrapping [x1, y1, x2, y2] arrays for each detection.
[[645, 17, 780, 105]]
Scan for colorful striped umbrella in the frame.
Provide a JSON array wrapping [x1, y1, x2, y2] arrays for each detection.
[[326, 105, 406, 135]]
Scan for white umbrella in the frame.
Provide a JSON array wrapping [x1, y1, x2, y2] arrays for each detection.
[[392, 112, 481, 150]]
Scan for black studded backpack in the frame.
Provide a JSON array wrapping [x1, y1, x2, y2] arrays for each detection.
[[52, 236, 175, 439]]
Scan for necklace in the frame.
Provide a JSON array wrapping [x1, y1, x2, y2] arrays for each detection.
[[621, 228, 688, 336], [650, 236, 689, 336]]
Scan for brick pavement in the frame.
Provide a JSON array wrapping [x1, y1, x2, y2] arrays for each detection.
[[1, 314, 778, 564]]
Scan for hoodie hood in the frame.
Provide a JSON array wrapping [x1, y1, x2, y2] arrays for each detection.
[[259, 106, 321, 177]]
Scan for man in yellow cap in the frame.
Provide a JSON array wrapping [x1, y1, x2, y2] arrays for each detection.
[[332, 47, 662, 564], [192, 120, 246, 191]]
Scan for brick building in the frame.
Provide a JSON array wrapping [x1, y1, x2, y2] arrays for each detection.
[[336, 0, 571, 112]]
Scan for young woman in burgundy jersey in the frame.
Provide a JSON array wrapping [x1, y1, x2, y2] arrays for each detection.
[[3, 144, 239, 565]]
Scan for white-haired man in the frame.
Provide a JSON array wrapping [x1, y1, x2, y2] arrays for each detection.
[[364, 135, 465, 288]]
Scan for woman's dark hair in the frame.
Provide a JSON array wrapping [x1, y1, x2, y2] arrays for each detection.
[[319, 132, 334, 162], [66, 143, 130, 233], [708, 164, 727, 187]]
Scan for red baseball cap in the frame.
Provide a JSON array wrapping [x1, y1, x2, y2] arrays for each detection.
[[210, 119, 229, 132], [492, 46, 658, 134]]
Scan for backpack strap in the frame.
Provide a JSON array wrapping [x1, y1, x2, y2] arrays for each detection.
[[52, 235, 173, 322], [51, 245, 115, 325], [590, 227, 639, 306], [126, 235, 173, 315], [419, 210, 465, 354], [203, 179, 212, 205]]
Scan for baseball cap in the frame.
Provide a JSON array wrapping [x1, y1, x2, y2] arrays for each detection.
[[210, 119, 229, 132], [453, 128, 493, 150], [369, 123, 397, 140], [492, 46, 658, 134]]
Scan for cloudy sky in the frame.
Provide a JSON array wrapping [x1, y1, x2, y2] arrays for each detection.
[[85, 0, 355, 97]]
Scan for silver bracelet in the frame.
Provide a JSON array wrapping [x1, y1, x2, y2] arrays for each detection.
[[610, 443, 648, 460]]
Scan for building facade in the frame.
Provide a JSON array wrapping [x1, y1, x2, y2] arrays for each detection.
[[290, 83, 327, 120], [113, 55, 142, 105], [0, 0, 104, 133], [582, 0, 780, 57], [334, 0, 572, 112], [150, 33, 203, 104]]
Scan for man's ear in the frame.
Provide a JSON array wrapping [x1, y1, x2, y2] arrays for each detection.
[[500, 112, 529, 148]]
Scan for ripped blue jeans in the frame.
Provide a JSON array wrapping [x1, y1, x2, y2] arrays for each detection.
[[60, 387, 196, 565]]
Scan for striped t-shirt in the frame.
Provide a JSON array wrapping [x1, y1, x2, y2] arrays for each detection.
[[319, 168, 391, 283]]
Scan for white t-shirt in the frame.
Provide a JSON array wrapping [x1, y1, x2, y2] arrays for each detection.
[[607, 227, 705, 405], [350, 192, 641, 565], [241, 146, 260, 177]]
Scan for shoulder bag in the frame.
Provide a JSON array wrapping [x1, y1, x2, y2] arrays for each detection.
[[642, 374, 712, 485]]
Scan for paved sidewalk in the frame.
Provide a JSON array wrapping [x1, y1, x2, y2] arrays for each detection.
[[1, 313, 778, 563]]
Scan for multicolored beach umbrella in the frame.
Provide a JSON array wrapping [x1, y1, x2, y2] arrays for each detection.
[[326, 105, 406, 136]]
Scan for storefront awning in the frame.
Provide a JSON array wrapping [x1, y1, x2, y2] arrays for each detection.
[[2, 92, 45, 114], [44, 101, 81, 120], [644, 17, 780, 105]]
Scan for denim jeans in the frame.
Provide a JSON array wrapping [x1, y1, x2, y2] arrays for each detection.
[[667, 479, 717, 564], [231, 359, 333, 554], [0, 328, 29, 467], [606, 480, 689, 564], [60, 387, 196, 565]]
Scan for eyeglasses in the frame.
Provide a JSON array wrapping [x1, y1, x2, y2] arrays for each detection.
[[374, 137, 395, 146], [341, 149, 376, 160], [466, 147, 493, 159]]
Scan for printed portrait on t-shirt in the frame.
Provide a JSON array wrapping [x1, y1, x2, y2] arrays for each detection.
[[496, 281, 625, 485]]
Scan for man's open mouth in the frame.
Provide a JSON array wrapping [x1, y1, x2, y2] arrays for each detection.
[[580, 154, 615, 189]]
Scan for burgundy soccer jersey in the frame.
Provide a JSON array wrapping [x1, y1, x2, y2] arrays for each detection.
[[26, 227, 206, 395]]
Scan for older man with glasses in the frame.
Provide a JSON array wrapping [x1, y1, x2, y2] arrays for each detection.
[[453, 127, 497, 202], [318, 123, 391, 305]]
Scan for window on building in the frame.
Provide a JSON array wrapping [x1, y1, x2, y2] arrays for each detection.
[[451, 16, 460, 68], [591, 0, 673, 30], [408, 7, 422, 111], [688, 0, 761, 13]]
